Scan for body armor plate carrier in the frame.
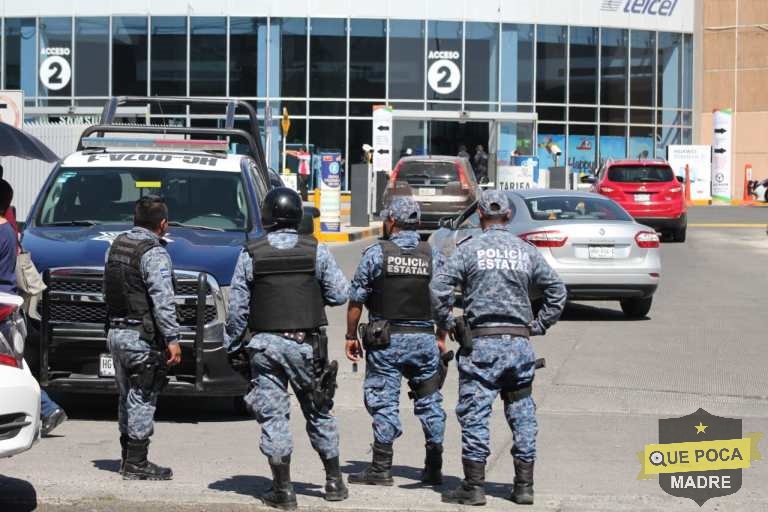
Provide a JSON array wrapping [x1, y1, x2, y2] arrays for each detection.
[[367, 240, 432, 321], [247, 235, 327, 332]]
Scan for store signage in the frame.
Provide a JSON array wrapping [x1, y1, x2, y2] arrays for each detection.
[[427, 51, 461, 96], [667, 145, 712, 202], [320, 152, 342, 232], [0, 90, 24, 128], [39, 47, 72, 91], [372, 105, 393, 175], [711, 110, 732, 202], [601, 0, 679, 16]]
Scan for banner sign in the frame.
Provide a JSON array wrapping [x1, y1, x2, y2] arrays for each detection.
[[497, 164, 534, 191], [712, 109, 733, 202], [667, 145, 712, 202], [320, 152, 342, 232], [372, 105, 393, 175]]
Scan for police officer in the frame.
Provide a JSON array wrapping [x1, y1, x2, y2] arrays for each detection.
[[224, 187, 350, 510], [104, 196, 182, 481], [431, 190, 567, 506], [345, 196, 447, 487]]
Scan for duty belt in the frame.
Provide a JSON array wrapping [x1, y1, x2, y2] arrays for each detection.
[[389, 324, 435, 335], [109, 319, 142, 329], [258, 330, 316, 343], [471, 325, 531, 339]]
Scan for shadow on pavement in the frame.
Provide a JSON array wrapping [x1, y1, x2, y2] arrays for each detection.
[[47, 393, 252, 424], [0, 474, 37, 512], [209, 475, 323, 499], [560, 302, 650, 322], [92, 459, 121, 474]]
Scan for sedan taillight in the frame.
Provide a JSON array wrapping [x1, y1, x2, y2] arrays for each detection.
[[599, 186, 615, 194], [668, 186, 683, 193], [520, 230, 568, 248], [635, 230, 660, 248], [0, 353, 19, 369]]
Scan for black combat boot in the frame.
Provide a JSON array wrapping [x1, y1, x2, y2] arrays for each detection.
[[260, 455, 297, 510], [421, 442, 443, 485], [510, 459, 534, 505], [122, 438, 173, 481], [348, 441, 394, 486], [441, 458, 486, 506], [119, 434, 129, 474], [321, 456, 349, 501]]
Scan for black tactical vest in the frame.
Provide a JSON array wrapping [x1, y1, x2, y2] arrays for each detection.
[[246, 235, 327, 332], [367, 240, 432, 321], [104, 233, 162, 340]]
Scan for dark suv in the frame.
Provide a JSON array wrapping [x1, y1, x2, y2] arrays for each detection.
[[382, 155, 479, 229]]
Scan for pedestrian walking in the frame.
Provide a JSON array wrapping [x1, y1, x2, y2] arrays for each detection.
[[473, 145, 489, 183], [431, 189, 567, 506], [224, 187, 350, 510], [345, 196, 448, 487], [104, 196, 182, 480]]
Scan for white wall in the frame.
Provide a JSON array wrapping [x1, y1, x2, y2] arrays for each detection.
[[0, 0, 694, 32]]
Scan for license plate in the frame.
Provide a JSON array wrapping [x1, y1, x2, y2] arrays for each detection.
[[418, 187, 436, 196], [99, 354, 115, 378], [588, 246, 615, 259], [634, 193, 650, 202]]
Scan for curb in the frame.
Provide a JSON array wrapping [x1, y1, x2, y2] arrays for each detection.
[[316, 224, 383, 243]]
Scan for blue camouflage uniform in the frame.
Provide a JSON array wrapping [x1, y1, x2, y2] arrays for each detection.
[[106, 226, 180, 440], [431, 190, 566, 464], [350, 228, 446, 446], [224, 228, 349, 462]]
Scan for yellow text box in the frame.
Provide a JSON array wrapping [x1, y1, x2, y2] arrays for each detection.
[[135, 181, 162, 188]]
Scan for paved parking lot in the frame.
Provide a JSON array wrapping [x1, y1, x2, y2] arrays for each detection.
[[1, 206, 767, 511]]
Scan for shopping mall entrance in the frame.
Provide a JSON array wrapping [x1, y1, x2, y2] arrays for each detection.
[[390, 110, 537, 182]]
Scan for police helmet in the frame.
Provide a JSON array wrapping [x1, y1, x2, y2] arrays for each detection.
[[261, 187, 303, 230]]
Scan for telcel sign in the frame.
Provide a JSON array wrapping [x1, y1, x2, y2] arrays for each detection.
[[603, 0, 679, 16]]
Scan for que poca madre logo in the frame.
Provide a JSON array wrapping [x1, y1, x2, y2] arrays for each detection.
[[637, 408, 762, 506]]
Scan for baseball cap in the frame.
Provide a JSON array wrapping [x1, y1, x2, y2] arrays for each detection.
[[478, 189, 511, 216], [380, 195, 421, 225]]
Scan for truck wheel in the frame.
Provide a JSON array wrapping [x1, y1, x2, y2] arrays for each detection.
[[233, 396, 251, 417], [620, 297, 652, 319]]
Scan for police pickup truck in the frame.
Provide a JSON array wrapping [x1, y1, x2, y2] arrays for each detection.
[[22, 97, 309, 402]]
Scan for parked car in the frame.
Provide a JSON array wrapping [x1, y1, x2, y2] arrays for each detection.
[[429, 190, 661, 318], [590, 159, 686, 242], [0, 293, 41, 459], [19, 97, 317, 406], [382, 155, 479, 230]]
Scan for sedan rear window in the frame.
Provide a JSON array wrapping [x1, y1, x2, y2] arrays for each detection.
[[525, 196, 631, 222], [607, 165, 674, 183], [396, 161, 460, 186]]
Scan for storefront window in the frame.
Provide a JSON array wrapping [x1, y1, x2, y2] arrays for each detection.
[[39, 17, 72, 100], [601, 28, 628, 106], [229, 17, 267, 97], [537, 124, 566, 169], [4, 18, 37, 97], [310, 18, 347, 98], [270, 18, 308, 98], [629, 126, 654, 159], [426, 20, 462, 102], [308, 118, 347, 188], [599, 125, 627, 163], [112, 17, 148, 96], [630, 30, 655, 107], [190, 17, 225, 96], [465, 22, 498, 103], [569, 27, 598, 105], [349, 119, 373, 164], [389, 20, 425, 100], [683, 33, 693, 110], [501, 24, 534, 104], [536, 25, 566, 104], [568, 124, 597, 173], [150, 17, 187, 96], [75, 17, 109, 100], [658, 32, 682, 110], [656, 126, 680, 157], [349, 19, 385, 99]]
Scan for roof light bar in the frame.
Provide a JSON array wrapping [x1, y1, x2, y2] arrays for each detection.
[[81, 136, 229, 152]]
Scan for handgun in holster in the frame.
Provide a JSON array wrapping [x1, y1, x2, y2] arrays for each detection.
[[310, 327, 338, 413], [228, 349, 252, 382], [451, 316, 473, 356], [130, 350, 169, 399]]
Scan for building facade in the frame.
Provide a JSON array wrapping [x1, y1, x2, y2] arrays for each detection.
[[1, 0, 694, 186]]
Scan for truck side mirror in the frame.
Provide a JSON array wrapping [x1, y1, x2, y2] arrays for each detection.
[[298, 206, 320, 235], [580, 175, 596, 185], [676, 175, 684, 183]]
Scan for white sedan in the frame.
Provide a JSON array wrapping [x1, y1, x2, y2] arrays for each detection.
[[0, 293, 41, 458]]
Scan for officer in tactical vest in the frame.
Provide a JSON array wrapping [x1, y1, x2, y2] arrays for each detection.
[[345, 196, 448, 487], [104, 196, 182, 481], [224, 187, 350, 510], [431, 190, 567, 506]]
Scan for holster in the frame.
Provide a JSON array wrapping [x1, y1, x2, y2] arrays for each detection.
[[309, 328, 338, 413], [129, 349, 169, 399], [360, 319, 391, 350], [407, 350, 454, 400], [227, 350, 252, 382], [451, 316, 473, 356]]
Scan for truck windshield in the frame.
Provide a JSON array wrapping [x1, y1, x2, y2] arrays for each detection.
[[37, 167, 250, 231]]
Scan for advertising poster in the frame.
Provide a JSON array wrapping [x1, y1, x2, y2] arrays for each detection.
[[599, 136, 627, 163], [712, 109, 733, 202], [567, 135, 596, 174], [537, 134, 565, 169], [667, 145, 712, 202], [320, 152, 342, 232], [629, 136, 654, 160]]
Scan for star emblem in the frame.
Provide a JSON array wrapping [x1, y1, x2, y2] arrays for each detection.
[[695, 422, 708, 434]]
